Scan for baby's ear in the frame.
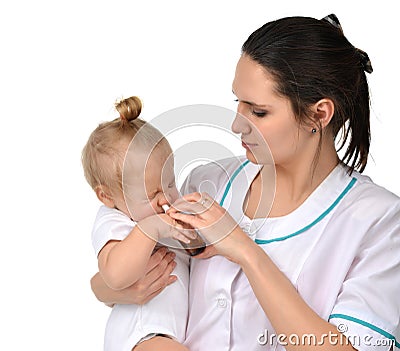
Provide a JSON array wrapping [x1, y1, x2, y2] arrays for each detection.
[[95, 185, 115, 208]]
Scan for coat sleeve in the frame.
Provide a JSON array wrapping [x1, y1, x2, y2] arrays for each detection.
[[329, 203, 400, 351]]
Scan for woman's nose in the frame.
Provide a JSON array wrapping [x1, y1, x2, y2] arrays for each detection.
[[231, 110, 251, 135]]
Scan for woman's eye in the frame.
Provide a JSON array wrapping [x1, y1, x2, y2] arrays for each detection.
[[252, 110, 267, 117]]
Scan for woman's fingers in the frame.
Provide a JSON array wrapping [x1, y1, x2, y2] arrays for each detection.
[[172, 232, 191, 244], [169, 192, 240, 248], [143, 257, 177, 296], [145, 247, 173, 273], [128, 247, 178, 304], [146, 250, 176, 282], [169, 192, 213, 214], [170, 205, 238, 245], [169, 211, 199, 227], [172, 222, 198, 239], [136, 271, 177, 304]]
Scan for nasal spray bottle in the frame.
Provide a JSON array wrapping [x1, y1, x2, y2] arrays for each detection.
[[162, 204, 206, 256]]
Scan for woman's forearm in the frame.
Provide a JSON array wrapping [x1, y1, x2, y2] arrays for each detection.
[[239, 241, 356, 351]]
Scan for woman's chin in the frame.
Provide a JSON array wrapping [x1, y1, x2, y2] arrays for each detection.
[[245, 149, 273, 165], [245, 151, 258, 164]]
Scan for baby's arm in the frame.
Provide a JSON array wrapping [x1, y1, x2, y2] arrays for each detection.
[[97, 223, 157, 291], [91, 247, 178, 305], [97, 214, 191, 291]]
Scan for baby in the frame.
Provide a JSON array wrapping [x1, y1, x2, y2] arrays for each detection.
[[82, 96, 192, 351]]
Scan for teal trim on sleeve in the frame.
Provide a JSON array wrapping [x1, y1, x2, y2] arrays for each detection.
[[255, 177, 357, 245], [329, 313, 400, 349], [219, 159, 250, 207]]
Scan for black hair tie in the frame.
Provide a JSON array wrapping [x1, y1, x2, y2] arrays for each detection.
[[321, 14, 373, 74], [355, 48, 373, 73]]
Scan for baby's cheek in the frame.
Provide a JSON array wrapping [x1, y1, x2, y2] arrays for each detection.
[[146, 204, 161, 217], [170, 188, 180, 203], [131, 204, 157, 221]]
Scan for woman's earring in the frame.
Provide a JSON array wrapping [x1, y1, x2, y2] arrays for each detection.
[[311, 128, 317, 134]]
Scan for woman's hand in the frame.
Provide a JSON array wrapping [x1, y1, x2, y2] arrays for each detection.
[[91, 247, 178, 306], [168, 192, 255, 264], [138, 213, 197, 244]]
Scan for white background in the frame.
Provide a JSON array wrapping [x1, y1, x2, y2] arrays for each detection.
[[0, 1, 398, 349]]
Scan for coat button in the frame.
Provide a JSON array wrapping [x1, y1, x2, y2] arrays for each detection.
[[240, 223, 250, 233], [217, 297, 227, 308]]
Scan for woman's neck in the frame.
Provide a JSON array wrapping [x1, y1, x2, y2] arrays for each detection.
[[269, 145, 339, 217], [245, 141, 339, 219], [276, 159, 338, 200]]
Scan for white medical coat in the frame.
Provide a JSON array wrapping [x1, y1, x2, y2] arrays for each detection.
[[182, 157, 400, 351]]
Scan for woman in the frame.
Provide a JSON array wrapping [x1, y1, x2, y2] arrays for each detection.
[[91, 15, 400, 350]]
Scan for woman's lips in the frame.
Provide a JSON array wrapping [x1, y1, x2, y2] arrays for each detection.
[[242, 141, 258, 149]]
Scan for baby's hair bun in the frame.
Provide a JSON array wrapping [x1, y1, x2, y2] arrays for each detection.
[[115, 96, 142, 122]]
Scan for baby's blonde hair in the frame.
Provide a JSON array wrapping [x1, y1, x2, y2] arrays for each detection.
[[82, 96, 169, 195]]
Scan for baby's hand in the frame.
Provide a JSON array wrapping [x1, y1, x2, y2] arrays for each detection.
[[137, 213, 197, 244]]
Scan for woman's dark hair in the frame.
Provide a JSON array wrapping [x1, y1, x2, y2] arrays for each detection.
[[242, 15, 372, 174]]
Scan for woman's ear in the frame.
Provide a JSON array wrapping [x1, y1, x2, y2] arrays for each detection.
[[95, 185, 115, 208], [311, 98, 335, 131]]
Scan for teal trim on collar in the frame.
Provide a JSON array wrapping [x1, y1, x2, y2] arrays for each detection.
[[255, 177, 357, 245], [329, 313, 400, 349], [219, 159, 250, 207]]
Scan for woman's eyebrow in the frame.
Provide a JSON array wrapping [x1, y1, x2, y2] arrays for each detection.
[[232, 90, 271, 108]]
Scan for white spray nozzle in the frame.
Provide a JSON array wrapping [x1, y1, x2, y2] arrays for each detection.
[[162, 204, 170, 212]]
